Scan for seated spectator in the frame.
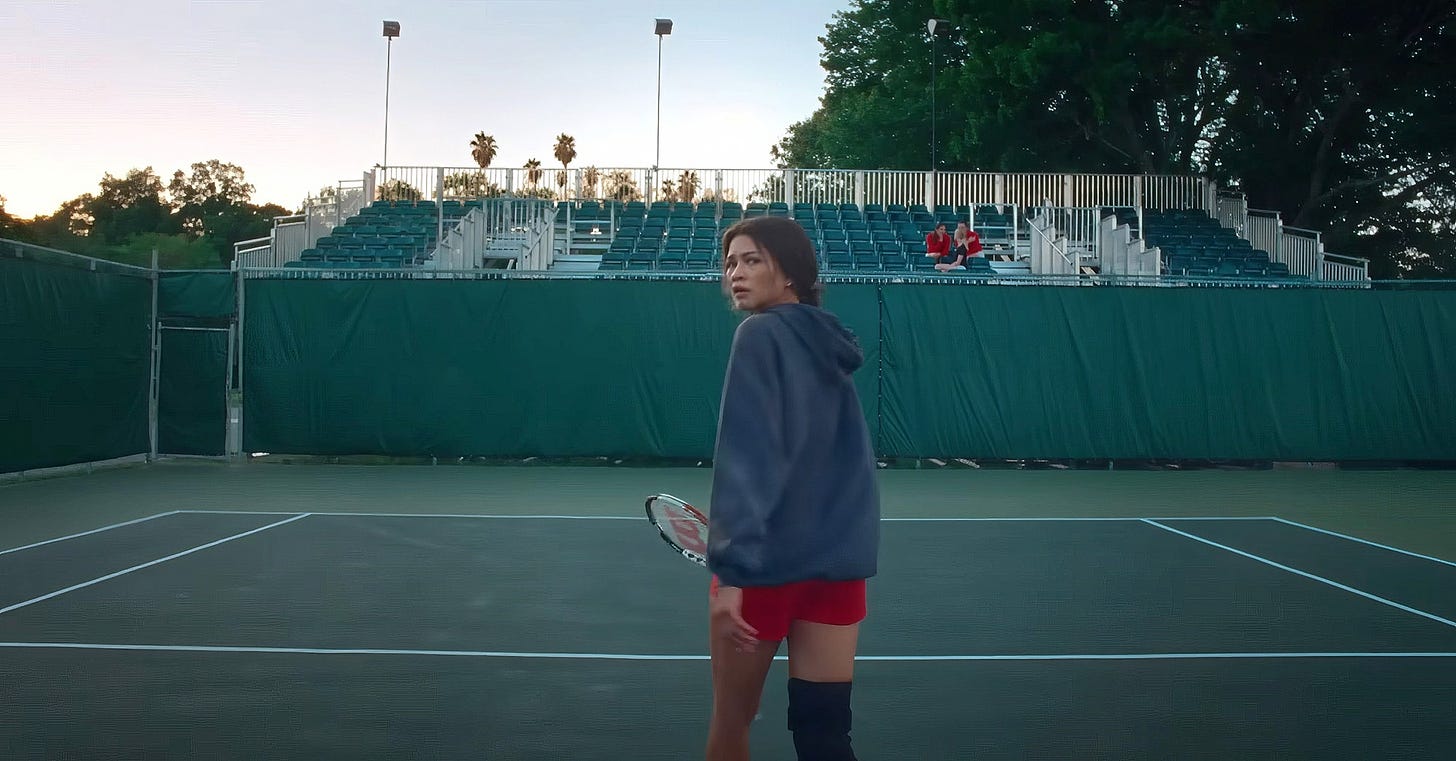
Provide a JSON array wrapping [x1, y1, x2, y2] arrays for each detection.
[[954, 221, 983, 260], [925, 223, 963, 271]]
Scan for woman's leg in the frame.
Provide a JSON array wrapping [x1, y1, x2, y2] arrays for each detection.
[[786, 619, 859, 682], [707, 628, 780, 761], [706, 580, 783, 761], [783, 610, 862, 759]]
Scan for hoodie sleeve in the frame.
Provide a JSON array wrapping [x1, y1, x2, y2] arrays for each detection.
[[706, 314, 790, 586]]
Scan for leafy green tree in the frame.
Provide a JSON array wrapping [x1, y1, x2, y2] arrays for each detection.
[[0, 194, 26, 241], [776, 0, 1456, 276], [168, 160, 255, 234], [87, 167, 179, 244], [1207, 0, 1456, 277]]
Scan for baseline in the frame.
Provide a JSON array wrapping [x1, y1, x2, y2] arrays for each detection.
[[1, 641, 1453, 661], [172, 510, 1275, 523]]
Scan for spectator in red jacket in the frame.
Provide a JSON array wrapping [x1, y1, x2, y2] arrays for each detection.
[[954, 221, 983, 260], [925, 223, 962, 271]]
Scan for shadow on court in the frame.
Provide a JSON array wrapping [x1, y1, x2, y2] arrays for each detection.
[[2, 510, 1454, 759]]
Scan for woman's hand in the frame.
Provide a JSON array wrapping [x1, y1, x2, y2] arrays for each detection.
[[710, 584, 760, 653]]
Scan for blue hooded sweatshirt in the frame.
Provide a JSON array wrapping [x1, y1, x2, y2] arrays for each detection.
[[706, 302, 881, 588]]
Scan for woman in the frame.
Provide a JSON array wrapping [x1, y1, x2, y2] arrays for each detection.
[[953, 221, 983, 262], [705, 215, 881, 761]]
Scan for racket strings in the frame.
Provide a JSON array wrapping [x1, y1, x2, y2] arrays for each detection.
[[648, 496, 710, 565]]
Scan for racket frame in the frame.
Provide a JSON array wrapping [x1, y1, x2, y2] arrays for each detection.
[[644, 493, 709, 567]]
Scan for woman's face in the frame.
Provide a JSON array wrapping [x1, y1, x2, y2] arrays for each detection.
[[723, 234, 797, 312]]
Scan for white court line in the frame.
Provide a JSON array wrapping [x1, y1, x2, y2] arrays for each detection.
[[174, 510, 1275, 523], [881, 516, 1276, 522], [0, 642, 1452, 661], [1142, 519, 1456, 630], [1271, 517, 1456, 570], [0, 514, 311, 616], [0, 511, 180, 557], [175, 510, 638, 520]]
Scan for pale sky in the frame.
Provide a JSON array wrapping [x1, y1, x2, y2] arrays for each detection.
[[1, 0, 848, 218]]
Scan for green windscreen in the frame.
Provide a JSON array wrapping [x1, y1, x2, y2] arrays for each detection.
[[159, 271, 235, 322], [243, 278, 747, 458], [877, 285, 1456, 460], [242, 277, 1456, 462], [0, 255, 152, 473]]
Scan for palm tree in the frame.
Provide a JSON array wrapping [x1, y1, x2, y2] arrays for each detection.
[[553, 134, 577, 199], [553, 134, 576, 173], [604, 170, 641, 202], [470, 133, 498, 169], [582, 166, 601, 198], [524, 159, 543, 188], [676, 170, 701, 203]]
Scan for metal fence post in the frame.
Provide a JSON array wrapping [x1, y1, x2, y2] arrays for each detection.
[[148, 248, 160, 462]]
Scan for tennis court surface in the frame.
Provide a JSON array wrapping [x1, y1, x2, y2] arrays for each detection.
[[2, 463, 1454, 759]]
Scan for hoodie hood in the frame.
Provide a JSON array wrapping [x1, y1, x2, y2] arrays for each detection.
[[761, 303, 865, 377]]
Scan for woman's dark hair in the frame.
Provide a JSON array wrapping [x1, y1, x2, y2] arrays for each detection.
[[720, 216, 824, 307]]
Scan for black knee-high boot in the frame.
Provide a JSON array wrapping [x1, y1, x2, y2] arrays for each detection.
[[786, 678, 858, 761]]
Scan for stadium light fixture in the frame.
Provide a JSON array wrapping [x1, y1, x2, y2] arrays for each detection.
[[927, 19, 952, 175], [382, 20, 401, 170], [654, 18, 673, 171]]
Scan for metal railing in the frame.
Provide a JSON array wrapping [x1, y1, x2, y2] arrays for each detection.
[[231, 178, 368, 270], [432, 199, 558, 270], [432, 208, 490, 270], [1279, 226, 1324, 278], [1216, 192, 1247, 237], [1246, 210, 1282, 262], [371, 166, 1218, 214], [1026, 211, 1079, 277], [1243, 209, 1370, 283], [1322, 253, 1371, 284], [232, 236, 275, 269], [1, 237, 154, 278], [518, 209, 556, 271]]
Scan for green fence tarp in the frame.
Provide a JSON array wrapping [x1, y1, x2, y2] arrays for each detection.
[[0, 256, 152, 473], [878, 285, 1456, 460], [242, 278, 1456, 462], [245, 278, 754, 458], [159, 328, 229, 456], [159, 271, 235, 321]]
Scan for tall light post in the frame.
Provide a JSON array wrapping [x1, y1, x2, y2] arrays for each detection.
[[654, 18, 673, 171], [382, 20, 401, 170], [927, 18, 951, 174]]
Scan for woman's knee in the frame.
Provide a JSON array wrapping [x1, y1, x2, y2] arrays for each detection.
[[710, 638, 778, 727]]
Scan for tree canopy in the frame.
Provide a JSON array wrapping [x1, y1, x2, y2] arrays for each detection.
[[3, 161, 289, 268], [775, 0, 1456, 277]]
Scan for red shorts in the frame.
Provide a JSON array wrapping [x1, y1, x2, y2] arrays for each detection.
[[710, 575, 868, 642]]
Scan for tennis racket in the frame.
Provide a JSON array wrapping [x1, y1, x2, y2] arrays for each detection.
[[645, 493, 709, 567]]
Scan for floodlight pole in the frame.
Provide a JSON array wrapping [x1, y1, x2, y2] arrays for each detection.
[[927, 19, 952, 210], [654, 19, 673, 172], [927, 19, 952, 174], [383, 21, 401, 170]]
